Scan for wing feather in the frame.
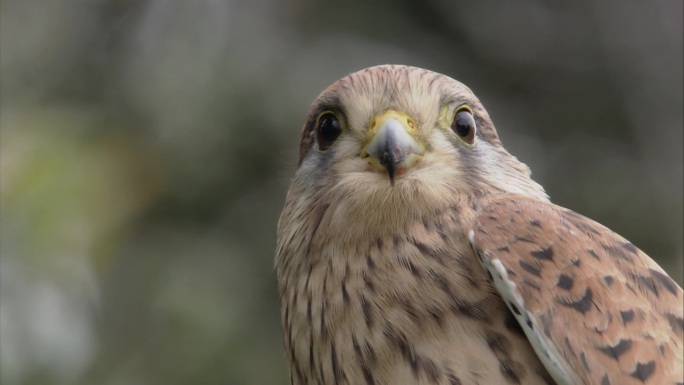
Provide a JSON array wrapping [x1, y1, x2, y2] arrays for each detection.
[[470, 194, 683, 385]]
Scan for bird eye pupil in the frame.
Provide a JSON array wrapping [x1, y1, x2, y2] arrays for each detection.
[[316, 112, 341, 150], [452, 109, 476, 144]]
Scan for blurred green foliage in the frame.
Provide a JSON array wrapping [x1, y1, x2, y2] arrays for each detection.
[[1, 1, 681, 384]]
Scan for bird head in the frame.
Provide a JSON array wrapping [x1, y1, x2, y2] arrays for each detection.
[[290, 65, 547, 235]]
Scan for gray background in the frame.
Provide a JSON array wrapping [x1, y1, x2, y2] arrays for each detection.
[[1, 1, 681, 384]]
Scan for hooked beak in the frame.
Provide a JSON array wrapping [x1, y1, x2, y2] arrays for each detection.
[[361, 110, 424, 185]]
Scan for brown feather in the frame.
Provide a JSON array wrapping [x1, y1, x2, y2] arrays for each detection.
[[472, 194, 684, 385]]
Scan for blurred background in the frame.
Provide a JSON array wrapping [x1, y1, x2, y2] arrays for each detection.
[[0, 1, 681, 384]]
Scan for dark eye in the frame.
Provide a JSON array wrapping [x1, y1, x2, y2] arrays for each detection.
[[316, 112, 341, 150], [451, 107, 476, 145]]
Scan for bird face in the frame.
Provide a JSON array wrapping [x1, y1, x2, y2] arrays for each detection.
[[294, 66, 547, 218]]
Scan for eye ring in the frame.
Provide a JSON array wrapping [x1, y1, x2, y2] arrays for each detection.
[[316, 111, 342, 151], [451, 106, 476, 145]]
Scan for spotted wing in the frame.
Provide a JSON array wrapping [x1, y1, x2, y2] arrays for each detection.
[[469, 194, 683, 385]]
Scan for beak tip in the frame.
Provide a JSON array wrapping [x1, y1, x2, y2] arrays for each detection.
[[386, 163, 396, 186]]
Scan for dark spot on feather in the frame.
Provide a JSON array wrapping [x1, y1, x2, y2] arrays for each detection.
[[412, 240, 446, 266], [650, 269, 679, 296], [437, 221, 448, 240], [421, 356, 440, 382], [603, 244, 634, 262], [515, 235, 535, 243], [382, 321, 403, 346], [456, 256, 480, 288], [666, 313, 684, 335], [539, 313, 552, 337], [556, 274, 574, 290], [634, 274, 659, 297], [304, 265, 314, 290], [364, 274, 375, 293], [307, 204, 329, 254], [453, 299, 490, 322], [407, 261, 422, 277], [509, 302, 521, 316], [525, 317, 533, 329], [530, 246, 553, 260], [497, 245, 510, 252], [366, 254, 376, 270], [601, 374, 610, 385], [603, 275, 614, 286], [620, 309, 635, 325], [529, 219, 542, 227], [392, 235, 401, 247], [499, 359, 525, 384], [401, 299, 420, 321], [558, 287, 593, 314], [580, 352, 590, 372], [538, 370, 556, 385], [566, 212, 602, 235], [365, 342, 377, 363], [433, 273, 453, 296], [362, 365, 375, 385], [427, 305, 444, 326], [519, 260, 541, 277], [587, 249, 601, 260], [351, 335, 363, 362], [485, 330, 511, 358], [597, 339, 632, 360], [564, 337, 576, 356], [307, 297, 312, 324], [621, 242, 638, 254], [505, 311, 525, 336], [331, 341, 341, 384], [445, 368, 462, 385], [399, 340, 418, 376], [487, 270, 494, 281], [342, 282, 349, 304], [629, 360, 656, 381], [361, 295, 373, 327]]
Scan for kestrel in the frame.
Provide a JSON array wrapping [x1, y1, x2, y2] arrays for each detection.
[[275, 65, 683, 385]]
